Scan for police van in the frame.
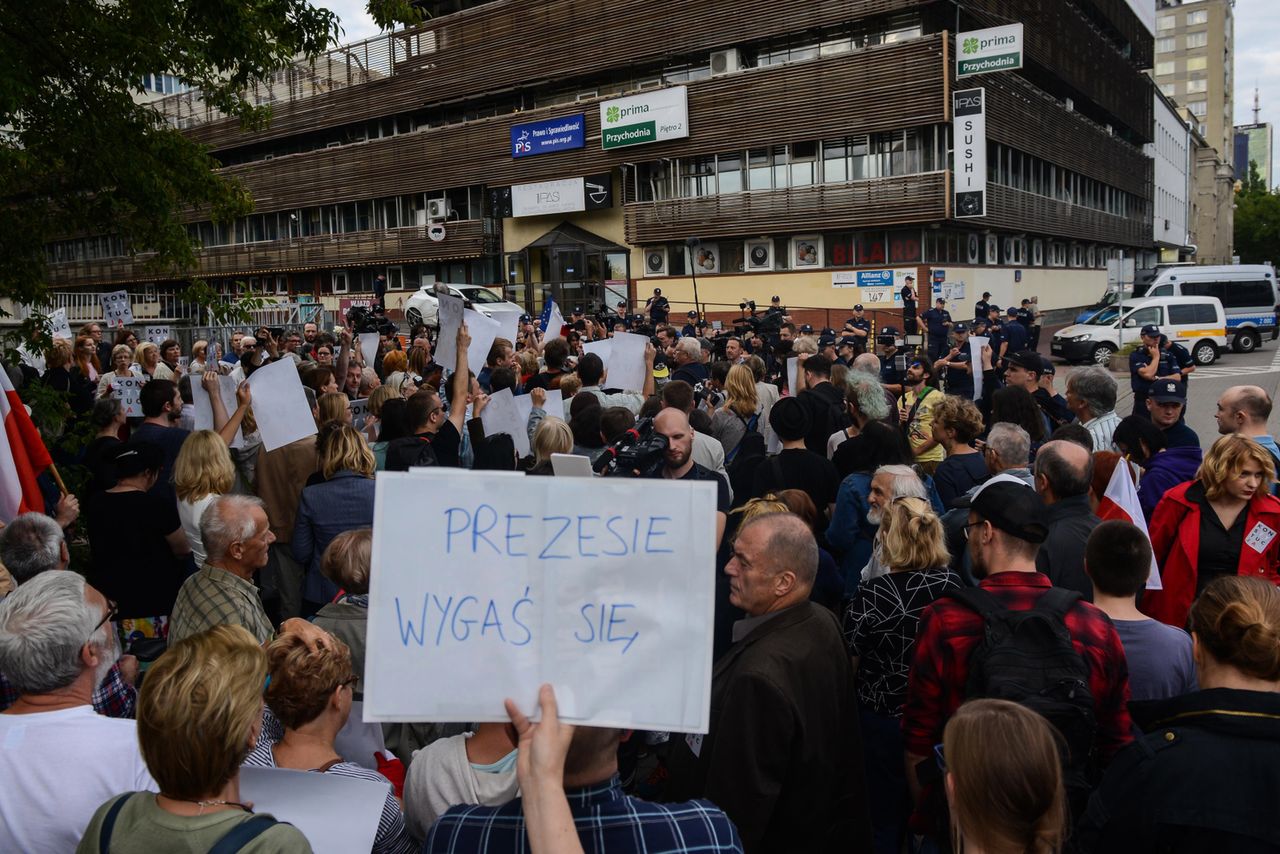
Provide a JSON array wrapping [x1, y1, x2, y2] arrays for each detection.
[[1051, 295, 1227, 366], [1142, 264, 1279, 353]]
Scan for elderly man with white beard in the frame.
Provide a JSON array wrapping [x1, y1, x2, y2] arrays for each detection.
[[861, 464, 931, 584]]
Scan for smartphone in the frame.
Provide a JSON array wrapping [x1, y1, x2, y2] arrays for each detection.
[[268, 326, 284, 340]]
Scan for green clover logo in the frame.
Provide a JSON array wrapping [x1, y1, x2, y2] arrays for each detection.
[[962, 37, 979, 55], [605, 105, 620, 123]]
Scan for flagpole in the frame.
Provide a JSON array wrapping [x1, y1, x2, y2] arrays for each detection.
[[49, 463, 68, 496]]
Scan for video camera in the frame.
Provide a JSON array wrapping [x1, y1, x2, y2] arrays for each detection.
[[346, 304, 397, 337], [593, 417, 669, 477]]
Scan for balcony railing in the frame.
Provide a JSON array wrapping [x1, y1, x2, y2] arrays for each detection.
[[0, 292, 326, 329]]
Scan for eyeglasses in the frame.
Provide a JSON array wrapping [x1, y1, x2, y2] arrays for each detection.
[[332, 674, 359, 692], [961, 521, 984, 541], [87, 599, 118, 644], [934, 743, 947, 772]]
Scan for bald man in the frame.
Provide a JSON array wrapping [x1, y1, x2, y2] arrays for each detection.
[[1215, 385, 1280, 477], [1033, 439, 1100, 598], [665, 513, 870, 852], [652, 408, 729, 547]]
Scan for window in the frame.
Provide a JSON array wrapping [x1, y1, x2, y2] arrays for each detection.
[[1157, 37, 1175, 53], [1186, 56, 1207, 71], [1158, 13, 1175, 30], [717, 154, 743, 195], [1187, 100, 1208, 117], [1123, 307, 1163, 329], [1186, 78, 1207, 93], [1185, 31, 1208, 48], [1187, 10, 1208, 25], [1168, 303, 1217, 325], [1155, 61, 1175, 76]]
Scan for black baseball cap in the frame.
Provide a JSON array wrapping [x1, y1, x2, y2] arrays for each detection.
[[971, 481, 1048, 544], [987, 305, 1000, 314], [617, 300, 626, 308], [771, 295, 781, 303], [982, 291, 991, 298], [879, 325, 899, 338], [818, 334, 836, 347], [572, 306, 584, 315], [953, 321, 969, 333], [686, 310, 698, 318], [1006, 307, 1019, 317], [1005, 350, 1043, 373], [1149, 379, 1187, 403], [1140, 324, 1161, 338], [1039, 356, 1056, 376], [799, 324, 814, 334], [853, 304, 864, 311], [519, 313, 532, 324], [653, 287, 662, 295]]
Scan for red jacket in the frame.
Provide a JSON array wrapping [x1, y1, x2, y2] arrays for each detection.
[[1143, 480, 1280, 627]]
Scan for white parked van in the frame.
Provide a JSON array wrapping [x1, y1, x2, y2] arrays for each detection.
[[1142, 264, 1279, 353], [1051, 295, 1227, 366]]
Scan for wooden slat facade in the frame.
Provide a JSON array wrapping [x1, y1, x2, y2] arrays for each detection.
[[958, 184, 1148, 245], [625, 173, 948, 243]]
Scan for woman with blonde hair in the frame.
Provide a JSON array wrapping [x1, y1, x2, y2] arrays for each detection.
[[1145, 434, 1280, 627], [317, 391, 351, 426], [43, 338, 94, 415], [134, 341, 165, 380], [844, 496, 960, 853], [97, 344, 139, 398], [1082, 575, 1280, 851], [942, 698, 1065, 854], [173, 430, 236, 566], [361, 384, 399, 443], [293, 424, 376, 614], [77, 625, 312, 852], [527, 416, 573, 476], [407, 344, 432, 380], [188, 340, 209, 374], [710, 363, 761, 458]]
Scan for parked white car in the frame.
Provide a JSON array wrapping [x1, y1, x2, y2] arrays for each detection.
[[403, 284, 525, 329]]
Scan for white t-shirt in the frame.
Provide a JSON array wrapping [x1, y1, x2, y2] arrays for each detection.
[[0, 705, 156, 852], [403, 733, 519, 840], [177, 493, 219, 566]]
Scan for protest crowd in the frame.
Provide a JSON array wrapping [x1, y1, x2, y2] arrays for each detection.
[[1, 290, 1279, 854]]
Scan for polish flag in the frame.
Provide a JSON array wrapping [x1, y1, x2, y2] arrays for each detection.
[[0, 369, 52, 522], [1096, 458, 1162, 590]]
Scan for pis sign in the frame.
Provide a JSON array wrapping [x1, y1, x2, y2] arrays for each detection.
[[510, 114, 586, 158]]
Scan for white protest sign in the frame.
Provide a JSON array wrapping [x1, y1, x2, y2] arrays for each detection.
[[603, 331, 648, 393], [349, 397, 370, 431], [498, 313, 521, 349], [462, 309, 502, 376], [192, 373, 243, 448], [433, 293, 466, 371], [145, 325, 171, 345], [100, 290, 133, 326], [357, 333, 380, 368], [111, 376, 146, 417], [48, 308, 72, 341], [550, 453, 594, 477], [514, 389, 563, 442], [366, 472, 716, 732], [479, 387, 529, 456], [969, 335, 988, 401], [238, 767, 385, 854], [18, 345, 45, 374], [786, 357, 799, 396], [582, 338, 612, 365], [245, 357, 316, 451]]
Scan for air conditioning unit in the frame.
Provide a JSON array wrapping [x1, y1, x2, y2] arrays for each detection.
[[427, 198, 450, 221], [966, 233, 982, 264], [985, 234, 999, 265], [1032, 240, 1044, 266], [710, 48, 741, 77], [643, 247, 668, 277], [744, 239, 773, 271]]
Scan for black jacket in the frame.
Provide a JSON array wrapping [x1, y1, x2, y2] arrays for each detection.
[[1078, 688, 1280, 853], [1034, 494, 1100, 600], [798, 382, 846, 456], [665, 602, 872, 854]]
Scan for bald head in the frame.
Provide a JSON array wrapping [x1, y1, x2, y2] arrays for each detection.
[[653, 407, 693, 472], [653, 407, 689, 434], [1034, 439, 1093, 503], [1217, 385, 1273, 435]]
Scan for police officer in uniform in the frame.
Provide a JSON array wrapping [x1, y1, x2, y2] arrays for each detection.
[[878, 326, 905, 396], [1129, 324, 1181, 417], [901, 275, 918, 335], [646, 288, 670, 325], [843, 304, 872, 353], [1000, 306, 1029, 362], [934, 321, 975, 399], [1160, 333, 1195, 380], [974, 291, 992, 322], [681, 310, 699, 339], [921, 297, 953, 362]]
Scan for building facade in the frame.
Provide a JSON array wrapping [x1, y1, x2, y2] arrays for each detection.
[[1234, 122, 1274, 187], [1153, 0, 1234, 159], [45, 0, 1155, 323], [1148, 91, 1194, 261]]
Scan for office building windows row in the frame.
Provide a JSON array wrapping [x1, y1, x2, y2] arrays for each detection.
[[987, 142, 1148, 220]]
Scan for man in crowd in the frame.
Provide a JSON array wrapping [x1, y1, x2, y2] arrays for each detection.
[[920, 297, 953, 362], [1159, 332, 1195, 381], [897, 357, 944, 473], [646, 287, 670, 325], [1034, 440, 1100, 599], [666, 513, 870, 853], [974, 291, 991, 321], [255, 389, 319, 621], [1215, 385, 1280, 473], [843, 303, 871, 353], [0, 572, 156, 852], [661, 381, 730, 497], [577, 344, 655, 415], [525, 337, 570, 392], [723, 336, 745, 365], [1004, 351, 1069, 432], [1129, 324, 1180, 416], [479, 337, 517, 394], [669, 336, 709, 389], [128, 378, 190, 501], [1066, 366, 1121, 452], [1146, 379, 1199, 448], [933, 321, 973, 398], [681, 310, 699, 338], [652, 408, 728, 547], [859, 464, 931, 584], [303, 321, 319, 346], [877, 329, 904, 398], [903, 481, 1132, 831], [998, 306, 1028, 362], [386, 326, 470, 470], [796, 354, 846, 456]]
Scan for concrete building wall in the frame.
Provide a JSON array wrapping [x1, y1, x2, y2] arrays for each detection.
[[1191, 141, 1237, 263], [1154, 0, 1234, 161], [1148, 94, 1193, 251]]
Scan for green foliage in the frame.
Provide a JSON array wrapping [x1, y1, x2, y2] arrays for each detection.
[[1234, 160, 1280, 266]]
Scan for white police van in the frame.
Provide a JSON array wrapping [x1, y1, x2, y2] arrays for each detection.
[[1051, 295, 1227, 366], [1142, 264, 1279, 353]]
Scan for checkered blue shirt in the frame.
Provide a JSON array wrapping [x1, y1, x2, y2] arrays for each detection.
[[424, 774, 743, 853]]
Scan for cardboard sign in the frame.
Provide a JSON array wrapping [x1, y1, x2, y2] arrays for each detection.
[[238, 767, 385, 854], [145, 325, 171, 345], [110, 375, 146, 417], [433, 293, 466, 371], [601, 331, 648, 393], [365, 472, 717, 732], [515, 388, 564, 432], [357, 333, 380, 369], [969, 336, 988, 401], [192, 373, 244, 449], [245, 357, 316, 451], [349, 397, 370, 431], [48, 308, 72, 341], [100, 290, 133, 326]]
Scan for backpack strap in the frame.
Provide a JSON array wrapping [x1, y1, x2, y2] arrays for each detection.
[[208, 815, 283, 854], [98, 792, 137, 854], [948, 586, 1007, 622], [1036, 587, 1081, 620]]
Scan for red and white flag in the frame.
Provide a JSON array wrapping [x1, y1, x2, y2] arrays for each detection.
[[0, 369, 52, 522], [1096, 458, 1162, 590]]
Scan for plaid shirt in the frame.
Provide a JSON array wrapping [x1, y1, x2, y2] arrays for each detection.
[[168, 565, 273, 646], [424, 774, 743, 854], [0, 661, 136, 718], [902, 571, 1132, 761]]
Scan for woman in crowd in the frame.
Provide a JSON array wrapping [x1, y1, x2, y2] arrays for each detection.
[[361, 384, 397, 442], [942, 699, 1065, 854], [844, 496, 960, 854], [113, 327, 139, 353], [77, 626, 312, 853], [314, 342, 335, 367], [303, 365, 340, 396], [931, 395, 989, 506], [1113, 415, 1204, 522], [828, 370, 890, 460], [159, 339, 183, 379], [174, 430, 236, 567], [96, 344, 139, 398], [87, 442, 191, 632], [294, 424, 376, 614], [371, 397, 409, 471], [407, 345, 431, 382], [1081, 576, 1280, 850], [710, 364, 761, 460], [990, 385, 1046, 453], [247, 633, 416, 854], [1144, 434, 1280, 628], [188, 340, 209, 374], [134, 341, 164, 381], [527, 417, 574, 476], [317, 391, 351, 426], [73, 334, 100, 383], [82, 397, 126, 495], [43, 338, 94, 416]]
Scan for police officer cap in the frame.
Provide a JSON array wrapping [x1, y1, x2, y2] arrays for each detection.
[[853, 304, 864, 311], [953, 321, 969, 333], [1150, 379, 1187, 403], [686, 310, 698, 318], [799, 324, 814, 334], [1140, 324, 1161, 338]]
